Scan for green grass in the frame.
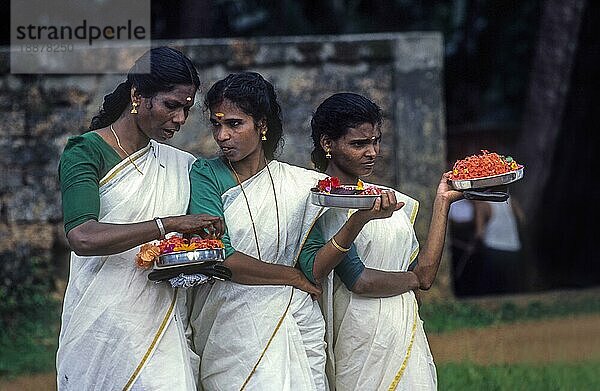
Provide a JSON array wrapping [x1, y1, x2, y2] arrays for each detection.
[[0, 300, 60, 378], [1, 293, 599, 378], [438, 361, 600, 391], [421, 296, 600, 333]]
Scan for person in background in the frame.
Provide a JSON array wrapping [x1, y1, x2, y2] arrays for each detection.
[[474, 197, 524, 293]]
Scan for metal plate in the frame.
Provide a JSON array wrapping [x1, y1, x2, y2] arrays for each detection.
[[310, 190, 379, 210], [154, 248, 225, 270], [450, 167, 524, 190]]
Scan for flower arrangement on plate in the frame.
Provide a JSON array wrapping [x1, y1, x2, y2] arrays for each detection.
[[135, 236, 225, 270]]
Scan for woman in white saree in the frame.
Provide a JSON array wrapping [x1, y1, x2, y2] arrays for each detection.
[[188, 73, 400, 390], [57, 47, 224, 390], [302, 93, 463, 390]]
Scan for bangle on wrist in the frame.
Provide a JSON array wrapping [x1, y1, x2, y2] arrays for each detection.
[[330, 236, 351, 253], [154, 217, 166, 239]]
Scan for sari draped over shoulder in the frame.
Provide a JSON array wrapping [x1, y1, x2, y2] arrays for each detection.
[[320, 185, 438, 391], [56, 141, 199, 391], [190, 161, 328, 391]]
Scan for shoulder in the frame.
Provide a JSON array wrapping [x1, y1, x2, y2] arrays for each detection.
[[273, 161, 326, 186], [60, 132, 106, 165], [152, 141, 195, 165], [191, 156, 226, 174]]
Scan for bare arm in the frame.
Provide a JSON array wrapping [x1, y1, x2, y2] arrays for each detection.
[[413, 173, 463, 290], [312, 191, 404, 281], [66, 214, 224, 256], [223, 252, 321, 297], [351, 268, 420, 297]]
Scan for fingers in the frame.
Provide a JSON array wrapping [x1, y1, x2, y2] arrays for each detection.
[[395, 201, 405, 211], [371, 197, 381, 212], [380, 191, 391, 210]]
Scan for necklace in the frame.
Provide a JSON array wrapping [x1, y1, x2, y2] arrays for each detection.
[[110, 124, 143, 175], [228, 158, 281, 262]]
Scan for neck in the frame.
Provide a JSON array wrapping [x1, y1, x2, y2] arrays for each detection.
[[112, 115, 149, 152], [229, 150, 268, 182], [325, 165, 358, 185]]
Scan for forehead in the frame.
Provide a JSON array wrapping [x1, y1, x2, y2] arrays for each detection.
[[343, 122, 380, 139], [156, 84, 196, 101], [210, 99, 252, 119]]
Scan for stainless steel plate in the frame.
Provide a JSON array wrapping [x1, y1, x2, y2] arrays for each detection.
[[450, 167, 524, 190], [310, 190, 379, 210], [155, 248, 225, 270]]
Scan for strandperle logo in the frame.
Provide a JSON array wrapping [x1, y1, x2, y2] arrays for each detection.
[[15, 19, 147, 46], [11, 0, 150, 74]]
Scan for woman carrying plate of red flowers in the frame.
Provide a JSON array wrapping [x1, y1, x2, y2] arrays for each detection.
[[187, 73, 401, 390], [298, 93, 463, 390], [56, 48, 224, 390]]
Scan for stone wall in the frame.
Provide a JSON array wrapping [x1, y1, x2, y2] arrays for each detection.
[[0, 32, 450, 299]]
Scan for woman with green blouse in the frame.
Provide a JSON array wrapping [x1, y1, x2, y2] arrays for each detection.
[[57, 47, 222, 390]]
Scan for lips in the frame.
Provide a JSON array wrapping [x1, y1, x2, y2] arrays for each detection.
[[163, 129, 177, 139], [219, 145, 235, 154]]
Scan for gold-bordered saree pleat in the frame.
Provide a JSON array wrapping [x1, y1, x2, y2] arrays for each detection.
[[122, 288, 178, 391], [239, 206, 326, 390]]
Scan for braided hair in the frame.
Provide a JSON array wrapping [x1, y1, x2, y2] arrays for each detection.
[[204, 72, 284, 160], [311, 93, 382, 172], [89, 47, 200, 131]]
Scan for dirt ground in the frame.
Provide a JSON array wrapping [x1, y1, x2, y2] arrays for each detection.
[[1, 314, 599, 391]]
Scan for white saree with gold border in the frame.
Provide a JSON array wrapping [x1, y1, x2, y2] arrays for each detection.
[[320, 186, 437, 391], [56, 141, 199, 390], [189, 161, 328, 391]]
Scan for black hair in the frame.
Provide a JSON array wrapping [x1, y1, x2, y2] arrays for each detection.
[[310, 92, 383, 172], [89, 46, 201, 130], [204, 71, 284, 160]]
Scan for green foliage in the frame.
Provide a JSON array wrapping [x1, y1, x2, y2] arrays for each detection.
[[0, 247, 61, 376], [438, 361, 600, 391], [421, 297, 600, 333]]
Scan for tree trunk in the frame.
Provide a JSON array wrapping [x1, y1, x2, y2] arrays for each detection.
[[513, 0, 586, 289]]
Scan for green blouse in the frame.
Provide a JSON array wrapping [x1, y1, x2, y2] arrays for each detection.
[[298, 221, 365, 290], [188, 157, 366, 287], [188, 157, 237, 259], [59, 132, 122, 234]]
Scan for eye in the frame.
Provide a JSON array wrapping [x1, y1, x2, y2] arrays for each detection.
[[229, 120, 241, 127], [210, 119, 221, 127], [165, 102, 178, 110]]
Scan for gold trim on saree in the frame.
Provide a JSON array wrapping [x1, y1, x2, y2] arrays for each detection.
[[387, 299, 419, 391], [239, 206, 325, 390], [122, 288, 178, 391], [239, 289, 295, 391], [100, 144, 151, 187]]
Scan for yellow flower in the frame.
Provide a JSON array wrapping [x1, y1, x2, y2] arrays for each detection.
[[356, 179, 364, 190], [173, 243, 197, 252], [135, 243, 160, 269]]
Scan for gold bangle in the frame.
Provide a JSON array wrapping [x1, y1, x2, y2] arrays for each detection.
[[331, 236, 351, 253]]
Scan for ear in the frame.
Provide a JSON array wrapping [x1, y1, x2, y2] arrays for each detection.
[[256, 117, 267, 130], [130, 86, 140, 104], [320, 134, 332, 151]]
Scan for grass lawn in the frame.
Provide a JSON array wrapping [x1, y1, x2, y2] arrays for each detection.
[[420, 294, 600, 333], [438, 361, 600, 390]]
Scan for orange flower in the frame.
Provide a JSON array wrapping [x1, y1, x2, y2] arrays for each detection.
[[135, 243, 160, 269]]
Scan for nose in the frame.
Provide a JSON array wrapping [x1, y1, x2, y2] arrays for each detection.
[[172, 108, 187, 126], [214, 126, 231, 142], [365, 143, 378, 158]]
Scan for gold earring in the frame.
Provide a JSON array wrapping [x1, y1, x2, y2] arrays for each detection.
[[261, 128, 267, 141], [130, 102, 139, 114], [325, 146, 332, 159]]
